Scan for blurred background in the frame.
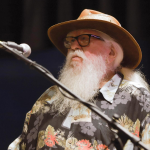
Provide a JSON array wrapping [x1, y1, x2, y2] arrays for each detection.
[[1, 0, 150, 149]]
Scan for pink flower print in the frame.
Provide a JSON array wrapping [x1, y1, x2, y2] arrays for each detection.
[[76, 139, 93, 150], [44, 131, 58, 147], [96, 144, 110, 150]]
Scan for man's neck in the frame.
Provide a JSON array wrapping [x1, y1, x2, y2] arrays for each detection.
[[99, 81, 108, 88], [99, 71, 115, 88]]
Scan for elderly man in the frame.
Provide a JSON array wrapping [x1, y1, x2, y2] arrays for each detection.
[[8, 9, 150, 150]]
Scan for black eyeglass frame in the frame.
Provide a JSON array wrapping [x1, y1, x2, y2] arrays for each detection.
[[64, 34, 105, 49]]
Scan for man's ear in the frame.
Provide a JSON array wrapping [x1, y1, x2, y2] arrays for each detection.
[[107, 46, 117, 64]]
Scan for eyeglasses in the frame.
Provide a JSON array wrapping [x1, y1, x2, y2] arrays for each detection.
[[64, 34, 105, 49]]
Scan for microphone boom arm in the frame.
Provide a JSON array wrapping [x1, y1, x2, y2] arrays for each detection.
[[0, 42, 149, 150]]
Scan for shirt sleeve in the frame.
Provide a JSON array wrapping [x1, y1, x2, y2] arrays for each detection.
[[133, 87, 150, 148], [119, 85, 150, 150], [7, 85, 59, 150], [8, 110, 32, 150], [141, 114, 150, 148]]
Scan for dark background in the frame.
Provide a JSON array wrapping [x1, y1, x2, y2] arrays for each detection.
[[1, 0, 150, 149]]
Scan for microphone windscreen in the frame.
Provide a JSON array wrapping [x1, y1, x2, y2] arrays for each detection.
[[20, 43, 31, 57]]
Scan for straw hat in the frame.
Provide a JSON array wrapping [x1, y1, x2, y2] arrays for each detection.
[[48, 9, 142, 69]]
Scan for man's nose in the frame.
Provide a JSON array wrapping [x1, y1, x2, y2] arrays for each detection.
[[70, 39, 82, 50]]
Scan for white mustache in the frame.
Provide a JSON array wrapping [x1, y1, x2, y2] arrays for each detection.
[[66, 50, 87, 62]]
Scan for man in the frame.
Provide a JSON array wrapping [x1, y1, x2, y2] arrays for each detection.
[[8, 9, 150, 150]]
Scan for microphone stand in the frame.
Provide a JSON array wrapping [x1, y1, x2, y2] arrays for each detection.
[[0, 42, 149, 150]]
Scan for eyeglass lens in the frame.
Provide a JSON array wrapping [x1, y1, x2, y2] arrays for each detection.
[[64, 34, 90, 49]]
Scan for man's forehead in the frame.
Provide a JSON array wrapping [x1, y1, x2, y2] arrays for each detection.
[[67, 29, 101, 36]]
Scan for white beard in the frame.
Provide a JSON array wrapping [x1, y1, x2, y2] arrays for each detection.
[[56, 50, 107, 113]]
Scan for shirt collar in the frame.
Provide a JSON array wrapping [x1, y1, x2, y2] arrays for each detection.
[[100, 73, 123, 103]]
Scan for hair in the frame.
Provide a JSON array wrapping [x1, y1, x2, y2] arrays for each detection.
[[120, 67, 150, 91], [94, 29, 150, 91]]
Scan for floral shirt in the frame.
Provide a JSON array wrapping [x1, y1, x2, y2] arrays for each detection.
[[8, 73, 150, 150]]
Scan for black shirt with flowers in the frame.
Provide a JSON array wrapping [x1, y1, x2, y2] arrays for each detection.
[[8, 74, 150, 150]]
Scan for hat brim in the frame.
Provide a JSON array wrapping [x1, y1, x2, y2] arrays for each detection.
[[48, 19, 142, 69]]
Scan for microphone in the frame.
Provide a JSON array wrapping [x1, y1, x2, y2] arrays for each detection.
[[0, 41, 31, 57]]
